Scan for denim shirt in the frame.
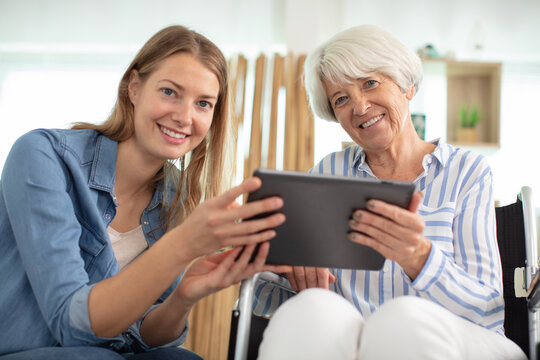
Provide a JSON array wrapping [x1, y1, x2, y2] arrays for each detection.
[[0, 129, 186, 355]]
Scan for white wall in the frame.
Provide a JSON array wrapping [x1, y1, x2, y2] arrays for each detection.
[[340, 0, 540, 61], [336, 0, 540, 207], [0, 0, 283, 52], [1, 0, 540, 208]]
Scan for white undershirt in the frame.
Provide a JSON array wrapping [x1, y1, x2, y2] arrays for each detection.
[[107, 225, 148, 270]]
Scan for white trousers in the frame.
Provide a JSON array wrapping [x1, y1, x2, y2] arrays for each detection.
[[257, 288, 527, 360]]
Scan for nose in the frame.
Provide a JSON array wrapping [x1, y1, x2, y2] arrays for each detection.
[[352, 94, 370, 116], [172, 102, 193, 127]]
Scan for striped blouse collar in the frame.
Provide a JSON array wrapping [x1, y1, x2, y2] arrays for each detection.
[[352, 138, 453, 173]]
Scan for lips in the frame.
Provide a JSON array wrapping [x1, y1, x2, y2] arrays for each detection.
[[159, 125, 187, 139], [360, 114, 384, 129]]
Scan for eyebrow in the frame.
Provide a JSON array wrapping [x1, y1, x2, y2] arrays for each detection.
[[329, 90, 342, 100], [160, 79, 218, 100], [328, 76, 376, 99]]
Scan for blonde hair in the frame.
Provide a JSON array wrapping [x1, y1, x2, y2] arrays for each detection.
[[73, 25, 229, 229], [304, 24, 423, 122]]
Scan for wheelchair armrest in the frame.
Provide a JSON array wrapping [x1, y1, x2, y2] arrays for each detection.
[[257, 272, 296, 294]]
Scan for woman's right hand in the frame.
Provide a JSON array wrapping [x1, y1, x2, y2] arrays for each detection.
[[286, 266, 336, 292], [175, 242, 290, 308], [176, 176, 286, 259]]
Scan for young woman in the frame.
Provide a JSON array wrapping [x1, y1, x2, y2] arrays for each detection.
[[0, 25, 287, 360]]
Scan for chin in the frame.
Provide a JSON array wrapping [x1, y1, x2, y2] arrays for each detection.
[[165, 153, 185, 161]]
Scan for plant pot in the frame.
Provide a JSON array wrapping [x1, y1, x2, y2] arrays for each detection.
[[457, 128, 478, 143]]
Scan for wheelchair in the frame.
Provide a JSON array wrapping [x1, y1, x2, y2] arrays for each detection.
[[228, 186, 540, 360]]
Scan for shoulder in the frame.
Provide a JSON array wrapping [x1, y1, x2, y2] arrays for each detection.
[[440, 144, 493, 199], [311, 144, 361, 175], [8, 129, 69, 164], [12, 128, 101, 156], [432, 139, 491, 175], [447, 144, 491, 175], [6, 129, 112, 180]]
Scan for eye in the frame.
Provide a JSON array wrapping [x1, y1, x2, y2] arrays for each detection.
[[161, 88, 175, 96], [198, 100, 214, 110], [333, 96, 348, 108], [363, 79, 379, 89]]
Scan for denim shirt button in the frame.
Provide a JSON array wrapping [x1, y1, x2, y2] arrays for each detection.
[[105, 213, 111, 221], [143, 220, 149, 226]]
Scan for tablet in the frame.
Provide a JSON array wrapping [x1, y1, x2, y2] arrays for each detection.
[[247, 168, 416, 270]]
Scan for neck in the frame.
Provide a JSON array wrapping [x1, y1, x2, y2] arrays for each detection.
[[365, 129, 435, 182], [115, 139, 164, 199]]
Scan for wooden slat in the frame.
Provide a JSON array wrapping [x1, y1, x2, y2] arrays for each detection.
[[228, 55, 248, 179], [283, 53, 297, 171], [267, 54, 284, 170], [184, 52, 313, 360], [295, 54, 314, 171], [231, 55, 248, 129], [244, 54, 266, 179]]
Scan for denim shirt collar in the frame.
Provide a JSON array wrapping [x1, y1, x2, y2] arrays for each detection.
[[86, 133, 177, 214], [88, 134, 118, 195]]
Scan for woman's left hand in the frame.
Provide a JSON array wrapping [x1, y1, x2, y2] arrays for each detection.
[[175, 242, 291, 307], [348, 192, 431, 280]]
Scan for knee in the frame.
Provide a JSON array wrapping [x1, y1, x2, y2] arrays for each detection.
[[283, 288, 353, 314], [268, 288, 362, 331], [258, 289, 364, 360], [359, 297, 461, 359], [363, 296, 444, 337], [369, 296, 434, 326]]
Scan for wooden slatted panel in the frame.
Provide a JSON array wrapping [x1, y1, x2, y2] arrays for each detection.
[[184, 285, 239, 359], [183, 55, 248, 360], [183, 52, 314, 360]]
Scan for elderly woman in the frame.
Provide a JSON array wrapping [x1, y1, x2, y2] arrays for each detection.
[[254, 25, 526, 359]]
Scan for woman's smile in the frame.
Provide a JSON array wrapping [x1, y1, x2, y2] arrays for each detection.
[[359, 114, 384, 129], [158, 124, 188, 144]]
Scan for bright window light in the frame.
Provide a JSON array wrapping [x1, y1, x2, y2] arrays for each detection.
[[0, 67, 122, 172]]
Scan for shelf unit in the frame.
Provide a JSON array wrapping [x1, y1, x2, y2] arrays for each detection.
[[420, 59, 502, 148]]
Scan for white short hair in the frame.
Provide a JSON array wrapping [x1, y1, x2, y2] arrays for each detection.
[[304, 25, 423, 122]]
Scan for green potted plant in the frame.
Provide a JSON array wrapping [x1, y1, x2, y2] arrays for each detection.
[[457, 103, 480, 143]]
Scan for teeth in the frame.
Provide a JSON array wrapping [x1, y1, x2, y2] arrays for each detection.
[[160, 126, 186, 139], [361, 115, 383, 128]]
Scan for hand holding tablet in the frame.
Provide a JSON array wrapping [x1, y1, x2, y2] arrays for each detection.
[[247, 169, 416, 270]]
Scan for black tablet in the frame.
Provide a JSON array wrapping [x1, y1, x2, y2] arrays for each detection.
[[247, 168, 416, 270]]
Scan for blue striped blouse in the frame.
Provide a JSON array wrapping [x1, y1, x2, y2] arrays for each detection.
[[253, 139, 504, 334]]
